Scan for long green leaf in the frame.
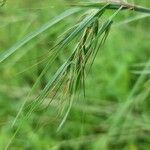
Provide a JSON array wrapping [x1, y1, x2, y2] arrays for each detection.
[[0, 8, 80, 63]]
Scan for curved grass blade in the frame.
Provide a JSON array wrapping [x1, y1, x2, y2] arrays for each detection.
[[0, 8, 81, 63]]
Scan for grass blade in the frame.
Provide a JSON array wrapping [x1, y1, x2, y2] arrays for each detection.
[[0, 8, 81, 63]]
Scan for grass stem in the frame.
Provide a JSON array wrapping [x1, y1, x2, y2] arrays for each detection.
[[74, 2, 150, 14]]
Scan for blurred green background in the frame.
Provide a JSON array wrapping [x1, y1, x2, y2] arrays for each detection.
[[0, 0, 150, 149]]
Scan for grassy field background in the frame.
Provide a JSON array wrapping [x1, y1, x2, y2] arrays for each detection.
[[0, 0, 150, 149]]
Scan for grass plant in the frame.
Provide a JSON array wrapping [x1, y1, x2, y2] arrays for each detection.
[[0, 0, 150, 149]]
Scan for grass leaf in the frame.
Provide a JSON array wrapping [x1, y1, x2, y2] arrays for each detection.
[[0, 8, 81, 63]]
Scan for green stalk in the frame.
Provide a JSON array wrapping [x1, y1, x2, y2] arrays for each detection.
[[74, 2, 150, 14]]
